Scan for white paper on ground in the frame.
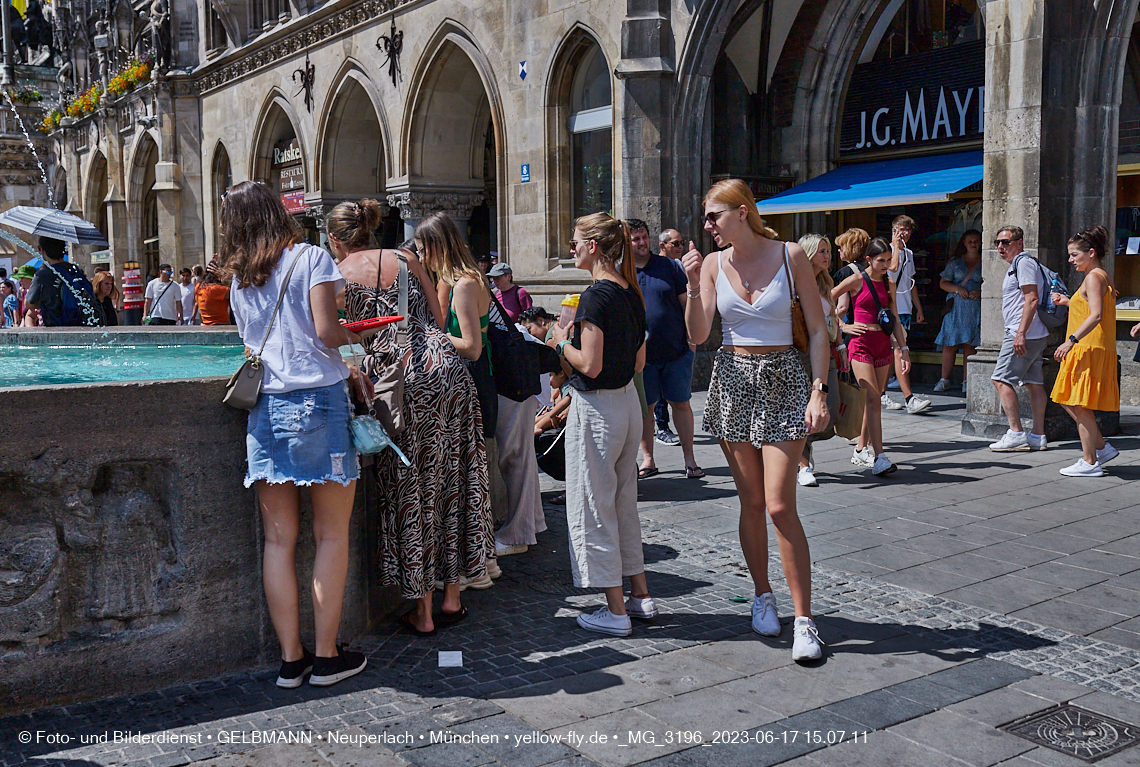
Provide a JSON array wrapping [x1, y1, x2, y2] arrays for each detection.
[[438, 651, 463, 667]]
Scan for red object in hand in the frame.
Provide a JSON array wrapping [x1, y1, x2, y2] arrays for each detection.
[[343, 315, 404, 332]]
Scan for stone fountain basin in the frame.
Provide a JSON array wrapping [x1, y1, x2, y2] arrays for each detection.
[[0, 331, 386, 714]]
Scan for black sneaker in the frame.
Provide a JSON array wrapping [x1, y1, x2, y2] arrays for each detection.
[[309, 646, 367, 687], [275, 647, 314, 689]]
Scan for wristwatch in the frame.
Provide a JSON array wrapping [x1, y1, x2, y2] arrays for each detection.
[[556, 340, 570, 357], [812, 381, 829, 394], [1069, 334, 1079, 345]]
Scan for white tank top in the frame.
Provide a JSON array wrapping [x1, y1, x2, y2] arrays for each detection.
[[715, 246, 794, 347]]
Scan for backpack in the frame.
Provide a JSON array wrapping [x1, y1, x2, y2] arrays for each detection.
[[1011, 254, 1068, 330], [43, 263, 105, 327], [487, 292, 541, 402]]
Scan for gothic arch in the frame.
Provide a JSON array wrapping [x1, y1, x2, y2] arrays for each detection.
[[127, 133, 160, 273], [401, 23, 504, 184], [543, 25, 614, 262], [399, 21, 508, 259], [314, 61, 393, 204], [671, 0, 890, 239], [249, 89, 308, 191], [82, 150, 109, 236]]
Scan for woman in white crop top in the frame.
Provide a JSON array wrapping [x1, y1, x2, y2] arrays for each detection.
[[682, 179, 830, 662]]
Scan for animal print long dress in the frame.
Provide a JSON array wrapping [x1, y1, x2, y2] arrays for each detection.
[[345, 269, 493, 599]]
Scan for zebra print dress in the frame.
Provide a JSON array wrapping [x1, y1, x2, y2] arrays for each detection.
[[345, 269, 493, 599]]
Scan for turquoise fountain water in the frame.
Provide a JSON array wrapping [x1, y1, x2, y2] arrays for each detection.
[[0, 344, 246, 387]]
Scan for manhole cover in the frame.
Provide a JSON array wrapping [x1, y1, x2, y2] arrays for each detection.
[[526, 578, 602, 596], [1002, 704, 1138, 762]]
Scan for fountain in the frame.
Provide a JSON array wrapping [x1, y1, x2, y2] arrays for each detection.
[[2, 88, 54, 207]]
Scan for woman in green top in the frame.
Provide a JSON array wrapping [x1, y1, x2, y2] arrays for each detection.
[[416, 212, 496, 436]]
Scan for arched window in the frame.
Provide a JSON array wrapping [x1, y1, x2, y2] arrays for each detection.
[[569, 45, 613, 219], [211, 145, 232, 253]]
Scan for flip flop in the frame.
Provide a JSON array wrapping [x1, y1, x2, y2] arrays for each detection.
[[435, 606, 468, 627], [638, 466, 660, 479], [685, 465, 705, 479], [400, 609, 437, 637]]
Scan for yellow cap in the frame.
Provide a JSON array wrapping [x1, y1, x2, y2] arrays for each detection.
[[561, 294, 580, 307]]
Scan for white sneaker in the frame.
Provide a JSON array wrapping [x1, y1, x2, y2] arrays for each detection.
[[434, 574, 494, 592], [887, 376, 901, 390], [1097, 443, 1119, 464], [494, 540, 528, 557], [905, 395, 932, 414], [989, 429, 1030, 452], [624, 595, 659, 619], [871, 453, 897, 476], [933, 378, 951, 392], [1027, 433, 1048, 451], [797, 466, 818, 487], [751, 593, 781, 637], [792, 617, 824, 661], [577, 606, 633, 636], [882, 394, 905, 410], [486, 558, 502, 579], [851, 446, 874, 467], [1059, 459, 1104, 477]]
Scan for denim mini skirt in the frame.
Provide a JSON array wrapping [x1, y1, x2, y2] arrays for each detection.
[[244, 380, 360, 488]]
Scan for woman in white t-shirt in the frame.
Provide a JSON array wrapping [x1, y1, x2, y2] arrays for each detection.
[[222, 181, 371, 689]]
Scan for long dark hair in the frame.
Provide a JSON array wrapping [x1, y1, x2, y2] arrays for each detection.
[[218, 181, 303, 289], [953, 229, 983, 260], [1068, 225, 1110, 261], [574, 212, 643, 303]]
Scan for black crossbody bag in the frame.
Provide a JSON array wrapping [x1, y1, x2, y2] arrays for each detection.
[[860, 270, 896, 336]]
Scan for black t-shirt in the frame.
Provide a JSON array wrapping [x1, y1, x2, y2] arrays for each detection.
[[569, 280, 647, 392], [833, 263, 860, 325]]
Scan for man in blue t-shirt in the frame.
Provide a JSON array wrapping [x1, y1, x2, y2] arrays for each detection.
[[628, 219, 702, 479]]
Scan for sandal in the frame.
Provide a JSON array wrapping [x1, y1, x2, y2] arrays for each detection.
[[685, 465, 705, 479], [400, 608, 437, 637], [638, 466, 660, 479], [435, 606, 468, 627]]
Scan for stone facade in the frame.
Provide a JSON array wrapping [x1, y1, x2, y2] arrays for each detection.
[[44, 0, 1140, 416]]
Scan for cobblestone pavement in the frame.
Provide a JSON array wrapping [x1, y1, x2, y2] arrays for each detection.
[[6, 392, 1140, 767]]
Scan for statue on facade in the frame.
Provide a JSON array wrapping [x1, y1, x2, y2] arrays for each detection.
[[147, 0, 171, 70]]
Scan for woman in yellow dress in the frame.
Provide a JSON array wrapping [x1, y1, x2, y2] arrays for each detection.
[[1050, 225, 1119, 477]]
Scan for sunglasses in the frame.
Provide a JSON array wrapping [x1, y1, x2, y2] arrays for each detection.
[[704, 209, 735, 226], [994, 239, 1013, 247], [569, 238, 594, 248]]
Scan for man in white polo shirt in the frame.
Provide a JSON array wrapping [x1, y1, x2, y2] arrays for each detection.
[[989, 226, 1049, 452]]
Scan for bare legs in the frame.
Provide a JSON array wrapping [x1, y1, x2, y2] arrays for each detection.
[[641, 400, 698, 471], [852, 360, 889, 455], [257, 480, 356, 659], [993, 380, 1046, 435], [1061, 403, 1106, 464], [603, 572, 650, 616], [941, 343, 976, 381], [721, 439, 813, 619]]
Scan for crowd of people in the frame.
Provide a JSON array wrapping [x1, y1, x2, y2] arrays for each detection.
[[3, 176, 1124, 689]]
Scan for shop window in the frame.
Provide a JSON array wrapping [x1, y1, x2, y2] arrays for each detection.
[[569, 46, 613, 219], [864, 0, 983, 62]]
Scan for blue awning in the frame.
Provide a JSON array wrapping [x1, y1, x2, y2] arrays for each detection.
[[755, 151, 983, 215]]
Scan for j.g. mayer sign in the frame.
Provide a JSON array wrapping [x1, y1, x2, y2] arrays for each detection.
[[840, 41, 983, 156]]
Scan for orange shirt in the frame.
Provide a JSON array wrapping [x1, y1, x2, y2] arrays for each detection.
[[195, 283, 231, 325]]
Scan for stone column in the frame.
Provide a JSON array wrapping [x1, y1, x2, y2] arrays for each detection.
[[614, 0, 674, 231], [386, 191, 484, 243], [964, 0, 1120, 439], [1, 1, 13, 86]]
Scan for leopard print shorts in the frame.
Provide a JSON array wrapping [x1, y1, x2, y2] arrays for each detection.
[[703, 348, 809, 446]]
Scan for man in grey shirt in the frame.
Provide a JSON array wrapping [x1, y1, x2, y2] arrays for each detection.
[[989, 226, 1049, 452]]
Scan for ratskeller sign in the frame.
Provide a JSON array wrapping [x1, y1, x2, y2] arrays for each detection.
[[840, 41, 983, 156]]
